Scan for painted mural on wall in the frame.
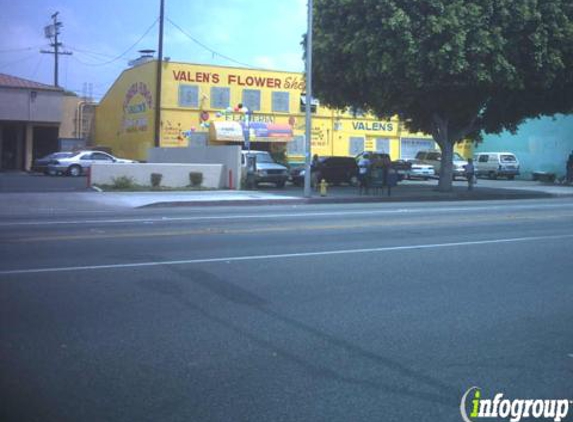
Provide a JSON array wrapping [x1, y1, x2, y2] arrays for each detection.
[[122, 82, 152, 134]]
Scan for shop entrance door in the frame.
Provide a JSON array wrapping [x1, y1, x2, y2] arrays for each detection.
[[1, 125, 21, 170]]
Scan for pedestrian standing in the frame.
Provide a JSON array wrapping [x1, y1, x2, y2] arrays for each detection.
[[311, 154, 320, 189], [566, 150, 573, 184], [358, 154, 371, 195], [465, 158, 475, 191]]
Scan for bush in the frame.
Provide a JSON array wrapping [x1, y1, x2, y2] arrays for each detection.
[[189, 172, 203, 187], [111, 175, 135, 190], [150, 173, 163, 188]]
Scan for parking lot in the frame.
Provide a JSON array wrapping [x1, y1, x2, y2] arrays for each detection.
[[0, 172, 90, 193]]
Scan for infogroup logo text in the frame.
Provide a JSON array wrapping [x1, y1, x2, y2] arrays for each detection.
[[460, 387, 571, 422]]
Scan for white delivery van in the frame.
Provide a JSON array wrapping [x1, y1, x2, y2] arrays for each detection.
[[474, 152, 520, 179]]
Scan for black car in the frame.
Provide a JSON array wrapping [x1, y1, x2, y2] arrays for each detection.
[[291, 156, 359, 186], [32, 152, 75, 174]]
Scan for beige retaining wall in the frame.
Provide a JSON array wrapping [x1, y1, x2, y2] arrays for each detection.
[[90, 163, 224, 188]]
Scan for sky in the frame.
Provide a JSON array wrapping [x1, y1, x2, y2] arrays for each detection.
[[0, 0, 308, 101]]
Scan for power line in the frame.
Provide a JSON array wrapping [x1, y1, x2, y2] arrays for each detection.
[[0, 53, 39, 70], [68, 18, 158, 67], [64, 46, 119, 60], [31, 54, 45, 79], [70, 52, 126, 68], [0, 46, 43, 54], [166, 17, 257, 69]]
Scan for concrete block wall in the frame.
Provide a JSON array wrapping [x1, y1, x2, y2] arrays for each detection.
[[91, 163, 224, 188], [148, 145, 241, 189]]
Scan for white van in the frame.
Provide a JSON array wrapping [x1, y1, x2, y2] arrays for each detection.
[[474, 152, 520, 179]]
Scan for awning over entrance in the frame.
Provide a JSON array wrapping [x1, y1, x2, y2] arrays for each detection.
[[209, 121, 244, 142], [210, 121, 293, 143]]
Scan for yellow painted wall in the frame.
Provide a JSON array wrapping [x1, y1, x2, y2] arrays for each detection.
[[96, 61, 471, 162], [94, 62, 156, 160]]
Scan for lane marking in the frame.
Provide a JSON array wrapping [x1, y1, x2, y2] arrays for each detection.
[[1, 233, 573, 276], [7, 211, 573, 243], [2, 202, 573, 227]]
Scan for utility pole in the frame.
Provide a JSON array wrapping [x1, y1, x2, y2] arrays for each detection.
[[154, 0, 165, 148], [41, 12, 72, 87], [303, 0, 313, 198]]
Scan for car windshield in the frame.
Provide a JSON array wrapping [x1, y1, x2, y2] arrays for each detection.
[[254, 153, 274, 163], [501, 154, 517, 162]]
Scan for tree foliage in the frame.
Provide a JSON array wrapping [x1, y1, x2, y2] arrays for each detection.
[[310, 0, 573, 190]]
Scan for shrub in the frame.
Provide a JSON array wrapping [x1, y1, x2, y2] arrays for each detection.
[[111, 175, 135, 190], [150, 172, 163, 188], [189, 172, 203, 187]]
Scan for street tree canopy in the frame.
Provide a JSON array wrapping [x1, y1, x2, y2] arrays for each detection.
[[310, 0, 573, 190]]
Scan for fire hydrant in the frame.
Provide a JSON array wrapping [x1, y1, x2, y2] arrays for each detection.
[[319, 179, 328, 197]]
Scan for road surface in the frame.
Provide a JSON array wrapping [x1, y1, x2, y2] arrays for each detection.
[[1, 199, 572, 422]]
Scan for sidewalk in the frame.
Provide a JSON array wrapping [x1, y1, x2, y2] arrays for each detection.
[[1, 180, 572, 216], [138, 181, 563, 208]]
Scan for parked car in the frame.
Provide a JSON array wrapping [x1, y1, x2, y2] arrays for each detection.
[[47, 150, 137, 176], [291, 156, 359, 186], [414, 150, 468, 179], [241, 150, 289, 188], [32, 152, 75, 174], [406, 162, 435, 180], [474, 152, 520, 179], [354, 152, 411, 181]]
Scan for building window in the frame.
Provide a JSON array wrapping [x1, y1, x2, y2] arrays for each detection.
[[349, 137, 364, 155], [300, 94, 318, 113], [178, 85, 199, 108], [376, 138, 390, 153], [211, 87, 230, 109], [272, 91, 289, 113], [242, 89, 261, 111]]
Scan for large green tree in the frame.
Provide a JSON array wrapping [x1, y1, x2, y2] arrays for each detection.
[[310, 0, 573, 191]]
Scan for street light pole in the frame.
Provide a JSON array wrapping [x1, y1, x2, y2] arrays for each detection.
[[303, 0, 313, 198]]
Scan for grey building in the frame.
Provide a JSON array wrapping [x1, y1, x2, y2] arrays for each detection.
[[0, 73, 63, 171]]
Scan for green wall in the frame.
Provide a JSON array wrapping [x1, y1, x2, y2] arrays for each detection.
[[476, 114, 573, 179]]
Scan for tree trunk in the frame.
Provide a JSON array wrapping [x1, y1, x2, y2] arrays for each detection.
[[431, 113, 454, 192], [437, 141, 454, 192]]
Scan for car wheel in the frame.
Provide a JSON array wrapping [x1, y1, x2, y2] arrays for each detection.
[[349, 175, 359, 186], [507, 175, 515, 180], [276, 181, 286, 188], [68, 165, 82, 177]]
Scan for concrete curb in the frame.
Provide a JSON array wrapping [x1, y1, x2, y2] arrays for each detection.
[[139, 189, 554, 208]]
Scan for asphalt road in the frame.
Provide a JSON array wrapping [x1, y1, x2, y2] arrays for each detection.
[[1, 199, 573, 422]]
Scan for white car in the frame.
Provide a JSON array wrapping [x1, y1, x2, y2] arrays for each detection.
[[407, 163, 435, 180], [47, 150, 137, 177]]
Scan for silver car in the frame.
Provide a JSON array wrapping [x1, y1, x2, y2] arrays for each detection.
[[241, 150, 289, 188], [47, 150, 137, 177], [414, 150, 468, 180]]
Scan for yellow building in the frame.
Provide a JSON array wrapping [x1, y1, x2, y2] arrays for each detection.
[[95, 61, 470, 162]]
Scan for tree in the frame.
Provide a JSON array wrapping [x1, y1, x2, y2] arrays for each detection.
[[310, 0, 573, 191]]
